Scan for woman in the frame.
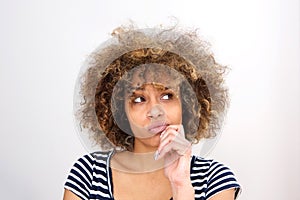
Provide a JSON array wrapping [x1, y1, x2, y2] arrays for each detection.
[[63, 25, 241, 200]]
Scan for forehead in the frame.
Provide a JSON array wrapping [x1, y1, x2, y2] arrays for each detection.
[[132, 83, 172, 93], [125, 64, 183, 89]]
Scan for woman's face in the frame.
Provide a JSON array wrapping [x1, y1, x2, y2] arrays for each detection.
[[124, 82, 182, 152], [111, 64, 185, 152]]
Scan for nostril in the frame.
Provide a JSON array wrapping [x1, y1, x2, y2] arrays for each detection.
[[147, 104, 165, 119]]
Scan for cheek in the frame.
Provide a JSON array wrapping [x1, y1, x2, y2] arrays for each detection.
[[125, 103, 148, 127], [124, 106, 152, 138], [128, 107, 144, 120], [165, 103, 182, 123], [175, 108, 183, 123]]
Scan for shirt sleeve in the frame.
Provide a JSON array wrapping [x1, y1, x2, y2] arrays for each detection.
[[64, 154, 95, 200], [206, 160, 241, 199]]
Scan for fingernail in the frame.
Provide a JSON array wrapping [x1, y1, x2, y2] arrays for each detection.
[[154, 150, 159, 160]]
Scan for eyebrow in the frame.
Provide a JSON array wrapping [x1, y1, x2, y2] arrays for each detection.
[[131, 86, 171, 92], [126, 86, 177, 99]]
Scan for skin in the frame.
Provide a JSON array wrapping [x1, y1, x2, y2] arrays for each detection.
[[63, 84, 235, 200], [125, 84, 183, 152]]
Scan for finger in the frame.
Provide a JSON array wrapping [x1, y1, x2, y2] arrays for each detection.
[[157, 136, 191, 159], [158, 129, 179, 152], [159, 128, 190, 153], [158, 143, 187, 159], [160, 125, 180, 140], [157, 142, 189, 161]]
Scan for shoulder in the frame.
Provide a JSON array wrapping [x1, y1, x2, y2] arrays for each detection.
[[190, 155, 241, 199], [64, 151, 114, 200], [68, 151, 112, 174]]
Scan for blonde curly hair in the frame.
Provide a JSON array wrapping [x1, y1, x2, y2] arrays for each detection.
[[74, 25, 229, 151]]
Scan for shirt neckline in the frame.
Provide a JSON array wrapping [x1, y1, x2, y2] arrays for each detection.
[[105, 150, 185, 200]]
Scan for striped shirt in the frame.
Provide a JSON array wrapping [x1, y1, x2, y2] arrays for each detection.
[[64, 151, 241, 199]]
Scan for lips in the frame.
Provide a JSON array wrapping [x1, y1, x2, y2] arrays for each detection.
[[147, 122, 168, 134]]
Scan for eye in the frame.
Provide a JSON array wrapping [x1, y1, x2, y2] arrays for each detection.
[[133, 96, 145, 103], [161, 93, 174, 100]]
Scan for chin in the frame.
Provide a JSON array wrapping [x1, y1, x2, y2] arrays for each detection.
[[149, 134, 161, 147], [140, 134, 160, 148]]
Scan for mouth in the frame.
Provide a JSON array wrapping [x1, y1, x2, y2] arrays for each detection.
[[147, 122, 168, 135]]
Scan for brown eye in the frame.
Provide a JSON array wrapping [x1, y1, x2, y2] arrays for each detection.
[[161, 93, 174, 100], [133, 96, 145, 103]]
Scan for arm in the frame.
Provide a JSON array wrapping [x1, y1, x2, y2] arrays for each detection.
[[205, 160, 241, 200], [171, 184, 195, 200], [168, 148, 194, 200], [208, 188, 235, 200], [63, 189, 82, 200], [156, 125, 194, 200], [63, 154, 95, 200]]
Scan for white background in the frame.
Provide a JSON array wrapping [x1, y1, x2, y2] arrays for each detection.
[[0, 0, 299, 199]]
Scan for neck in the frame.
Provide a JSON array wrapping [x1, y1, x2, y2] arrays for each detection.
[[133, 144, 157, 153], [133, 136, 160, 153], [111, 150, 164, 173]]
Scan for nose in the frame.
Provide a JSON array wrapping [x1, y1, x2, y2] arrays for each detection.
[[147, 104, 165, 119]]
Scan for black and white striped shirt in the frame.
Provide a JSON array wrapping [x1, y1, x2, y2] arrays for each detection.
[[64, 151, 241, 199]]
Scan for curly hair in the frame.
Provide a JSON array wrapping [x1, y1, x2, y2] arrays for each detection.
[[74, 25, 229, 151]]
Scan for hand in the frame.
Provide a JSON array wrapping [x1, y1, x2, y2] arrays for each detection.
[[155, 125, 194, 199], [155, 125, 190, 160]]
